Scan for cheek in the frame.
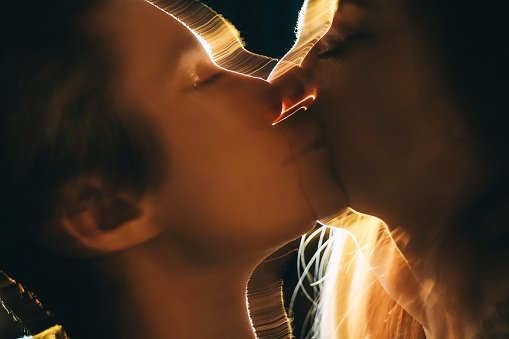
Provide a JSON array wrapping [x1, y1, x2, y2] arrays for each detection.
[[317, 34, 434, 151], [310, 35, 443, 207], [154, 102, 315, 252]]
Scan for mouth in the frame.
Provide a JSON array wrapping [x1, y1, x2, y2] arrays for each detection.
[[274, 109, 330, 165]]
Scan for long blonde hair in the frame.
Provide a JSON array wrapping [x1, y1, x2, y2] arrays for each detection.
[[292, 209, 426, 338]]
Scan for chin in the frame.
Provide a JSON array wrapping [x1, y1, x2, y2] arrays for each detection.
[[275, 111, 349, 223], [295, 143, 349, 223]]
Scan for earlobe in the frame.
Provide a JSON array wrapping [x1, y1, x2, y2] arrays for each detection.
[[47, 181, 160, 257]]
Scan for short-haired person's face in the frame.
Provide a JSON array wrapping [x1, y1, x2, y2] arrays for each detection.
[[89, 0, 331, 261], [280, 0, 483, 242]]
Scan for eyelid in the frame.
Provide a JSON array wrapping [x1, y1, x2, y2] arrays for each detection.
[[317, 31, 369, 59], [193, 71, 225, 89], [200, 72, 225, 86], [317, 38, 347, 58]]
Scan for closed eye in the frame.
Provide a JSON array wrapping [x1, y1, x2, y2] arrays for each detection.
[[318, 41, 349, 59], [199, 72, 225, 87], [189, 71, 225, 92], [318, 32, 370, 59]]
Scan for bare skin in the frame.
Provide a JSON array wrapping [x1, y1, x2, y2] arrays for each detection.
[[271, 0, 490, 337], [46, 1, 341, 338]]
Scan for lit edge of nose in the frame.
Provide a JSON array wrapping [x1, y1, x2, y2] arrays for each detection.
[[272, 89, 317, 125]]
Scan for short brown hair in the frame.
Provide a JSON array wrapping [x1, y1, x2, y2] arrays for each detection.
[[0, 0, 165, 336]]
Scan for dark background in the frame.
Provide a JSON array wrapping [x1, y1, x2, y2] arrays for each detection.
[[0, 1, 305, 338], [202, 0, 302, 59]]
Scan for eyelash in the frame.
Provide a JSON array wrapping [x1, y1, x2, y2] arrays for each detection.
[[193, 72, 224, 90], [201, 72, 224, 86], [317, 32, 369, 59]]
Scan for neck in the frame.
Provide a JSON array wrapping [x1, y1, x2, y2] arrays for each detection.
[[112, 243, 260, 339]]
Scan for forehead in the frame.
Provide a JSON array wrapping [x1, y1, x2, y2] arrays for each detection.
[[332, 0, 409, 30], [87, 0, 203, 68], [85, 0, 209, 100]]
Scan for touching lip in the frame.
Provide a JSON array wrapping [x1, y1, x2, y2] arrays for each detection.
[[274, 108, 329, 165], [282, 135, 329, 166]]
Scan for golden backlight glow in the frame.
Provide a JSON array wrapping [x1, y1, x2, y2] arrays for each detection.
[[148, 2, 431, 337], [149, 0, 278, 79], [149, 0, 337, 81]]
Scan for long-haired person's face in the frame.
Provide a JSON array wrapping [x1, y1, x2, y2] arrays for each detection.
[[90, 0, 325, 260], [286, 0, 482, 236]]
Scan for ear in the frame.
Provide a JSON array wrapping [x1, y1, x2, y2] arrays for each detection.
[[46, 180, 161, 257]]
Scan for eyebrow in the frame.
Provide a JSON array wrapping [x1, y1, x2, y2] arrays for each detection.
[[338, 0, 378, 11]]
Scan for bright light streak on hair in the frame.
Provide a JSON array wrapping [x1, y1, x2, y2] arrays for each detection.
[[148, 0, 278, 80], [148, 0, 337, 81]]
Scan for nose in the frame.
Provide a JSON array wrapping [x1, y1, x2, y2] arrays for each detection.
[[269, 66, 317, 124], [227, 70, 284, 126]]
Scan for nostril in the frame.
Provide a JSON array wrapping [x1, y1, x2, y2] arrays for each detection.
[[269, 65, 315, 112], [272, 88, 317, 125]]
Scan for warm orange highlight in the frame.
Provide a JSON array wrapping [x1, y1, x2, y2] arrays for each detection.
[[272, 89, 317, 125]]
